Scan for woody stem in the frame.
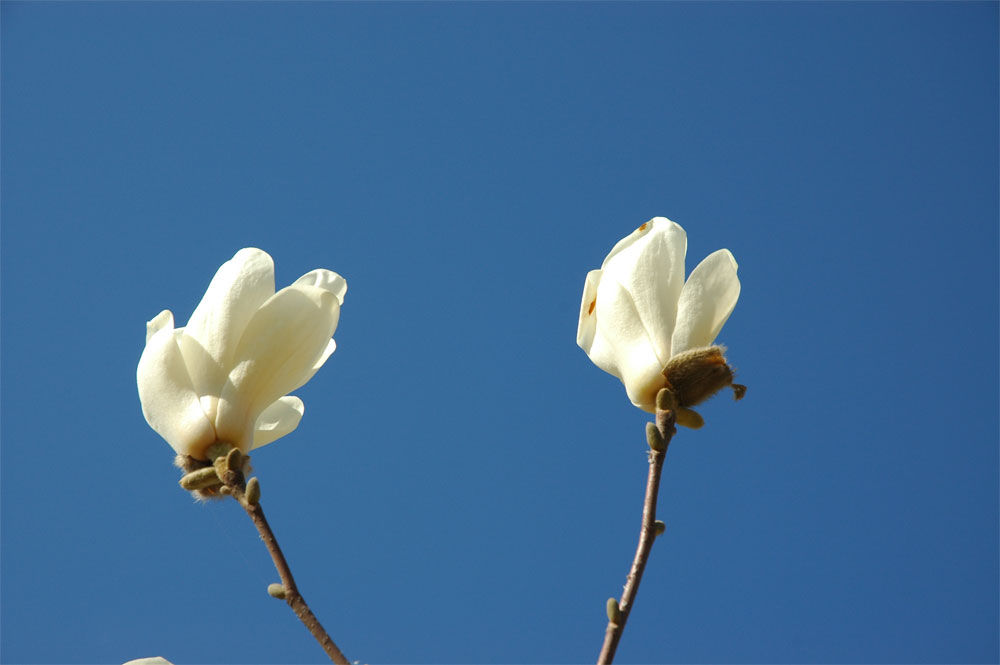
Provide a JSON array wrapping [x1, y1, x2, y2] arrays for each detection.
[[597, 400, 676, 664]]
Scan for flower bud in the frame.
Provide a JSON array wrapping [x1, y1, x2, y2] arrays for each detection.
[[245, 477, 261, 506], [178, 467, 222, 491], [645, 422, 666, 451], [606, 598, 622, 623], [662, 346, 743, 408]]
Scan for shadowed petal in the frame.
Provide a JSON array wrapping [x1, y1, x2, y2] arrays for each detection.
[[588, 273, 668, 412], [252, 396, 305, 449], [137, 312, 216, 458]]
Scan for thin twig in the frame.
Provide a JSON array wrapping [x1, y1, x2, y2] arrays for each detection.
[[597, 398, 677, 664], [227, 478, 351, 665]]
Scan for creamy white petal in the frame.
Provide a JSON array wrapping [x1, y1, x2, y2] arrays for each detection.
[[589, 274, 668, 412], [671, 249, 740, 355], [137, 313, 216, 458], [285, 337, 337, 395], [252, 396, 305, 449], [179, 248, 276, 422], [600, 218, 687, 365], [576, 270, 602, 356], [294, 269, 347, 305], [215, 284, 341, 450], [123, 659, 174, 665], [145, 309, 174, 343]]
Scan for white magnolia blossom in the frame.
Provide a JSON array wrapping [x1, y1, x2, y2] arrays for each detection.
[[137, 248, 346, 460], [577, 217, 740, 414], [123, 659, 174, 665]]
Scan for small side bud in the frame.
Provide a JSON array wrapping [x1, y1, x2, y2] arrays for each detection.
[[732, 383, 747, 400], [675, 407, 704, 429], [245, 477, 261, 506], [645, 422, 666, 451], [654, 520, 666, 536], [606, 598, 622, 624], [225, 448, 243, 471], [655, 387, 677, 412], [179, 467, 222, 490], [267, 583, 286, 599]]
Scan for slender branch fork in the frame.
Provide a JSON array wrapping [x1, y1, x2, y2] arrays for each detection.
[[226, 477, 351, 665], [597, 395, 677, 664]]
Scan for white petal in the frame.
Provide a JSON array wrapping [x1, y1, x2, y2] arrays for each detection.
[[587, 273, 668, 413], [145, 309, 173, 343], [136, 313, 216, 458], [671, 249, 740, 356], [600, 218, 687, 365], [215, 283, 341, 450], [294, 269, 347, 305], [179, 248, 276, 422], [576, 270, 602, 356], [286, 337, 337, 394], [252, 396, 304, 449], [123, 659, 174, 665]]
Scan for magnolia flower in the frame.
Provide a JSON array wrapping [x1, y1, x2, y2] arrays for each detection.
[[123, 659, 174, 665], [577, 217, 743, 427], [137, 248, 346, 460]]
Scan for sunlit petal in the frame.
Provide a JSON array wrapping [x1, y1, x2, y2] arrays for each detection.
[[216, 284, 340, 450], [179, 249, 276, 420], [671, 249, 740, 355], [294, 268, 347, 305], [600, 218, 686, 364]]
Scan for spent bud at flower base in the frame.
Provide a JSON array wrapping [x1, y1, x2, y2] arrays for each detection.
[[577, 217, 745, 427]]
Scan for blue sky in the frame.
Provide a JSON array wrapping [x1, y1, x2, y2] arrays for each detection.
[[2, 2, 997, 664]]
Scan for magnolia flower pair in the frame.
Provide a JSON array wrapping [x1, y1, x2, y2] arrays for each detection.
[[137, 248, 346, 461], [137, 216, 739, 465], [577, 217, 743, 427]]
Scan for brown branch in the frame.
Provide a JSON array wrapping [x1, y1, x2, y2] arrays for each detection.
[[597, 393, 677, 664], [226, 476, 350, 665]]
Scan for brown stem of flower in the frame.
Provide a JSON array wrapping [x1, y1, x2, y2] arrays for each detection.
[[597, 398, 676, 664], [226, 477, 350, 665]]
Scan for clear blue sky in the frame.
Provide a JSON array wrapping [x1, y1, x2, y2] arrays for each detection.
[[2, 2, 997, 664]]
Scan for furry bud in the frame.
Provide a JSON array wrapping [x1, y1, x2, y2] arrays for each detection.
[[675, 407, 705, 429], [655, 387, 677, 412], [606, 598, 622, 623], [645, 422, 666, 451], [178, 467, 222, 490], [245, 477, 261, 506], [267, 583, 286, 599], [662, 346, 741, 408]]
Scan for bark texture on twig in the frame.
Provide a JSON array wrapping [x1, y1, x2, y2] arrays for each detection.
[[597, 396, 677, 664], [225, 472, 350, 665]]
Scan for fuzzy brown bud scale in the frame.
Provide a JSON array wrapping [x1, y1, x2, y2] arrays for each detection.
[[660, 345, 746, 428]]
